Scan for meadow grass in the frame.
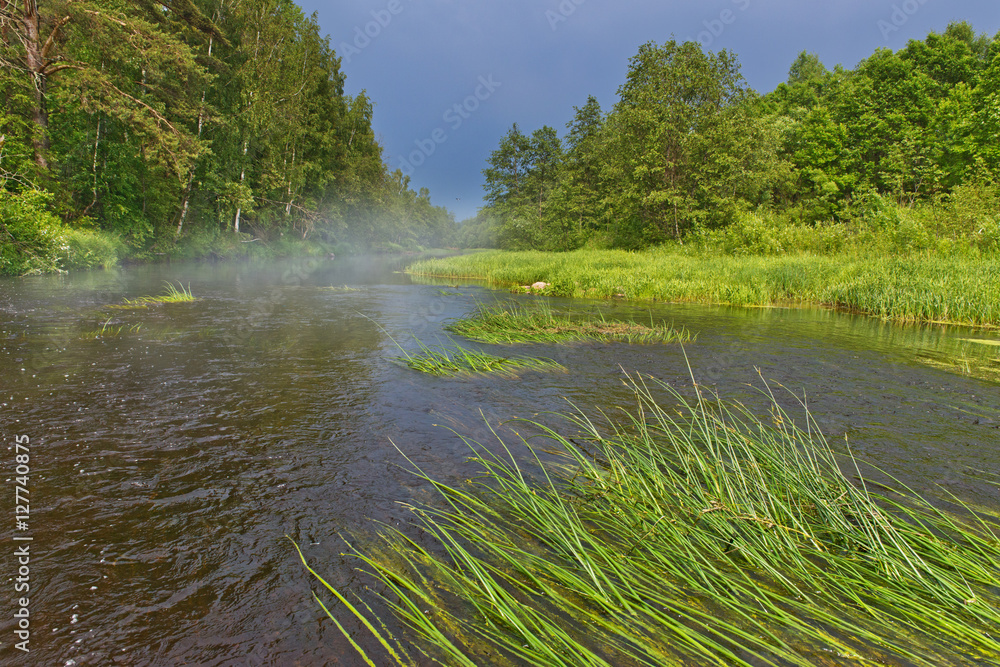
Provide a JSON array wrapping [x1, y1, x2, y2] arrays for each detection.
[[395, 338, 565, 378], [446, 302, 695, 345], [408, 249, 1000, 328], [124, 281, 196, 305], [297, 370, 1000, 666]]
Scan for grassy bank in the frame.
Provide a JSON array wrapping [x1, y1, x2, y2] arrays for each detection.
[[298, 373, 1000, 666], [409, 249, 1000, 328]]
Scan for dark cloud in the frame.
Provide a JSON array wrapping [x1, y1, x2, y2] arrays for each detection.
[[297, 0, 1000, 222]]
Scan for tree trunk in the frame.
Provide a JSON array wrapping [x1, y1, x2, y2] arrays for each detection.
[[176, 36, 213, 238], [285, 146, 295, 216], [20, 1, 49, 169], [233, 139, 248, 233], [81, 116, 101, 216]]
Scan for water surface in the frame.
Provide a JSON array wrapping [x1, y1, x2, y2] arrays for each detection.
[[1, 256, 997, 665]]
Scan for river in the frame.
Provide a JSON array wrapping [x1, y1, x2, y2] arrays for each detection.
[[1, 255, 997, 665]]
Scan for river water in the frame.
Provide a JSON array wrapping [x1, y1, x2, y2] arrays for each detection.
[[0, 255, 997, 666]]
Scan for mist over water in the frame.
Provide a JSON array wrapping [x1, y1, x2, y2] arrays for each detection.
[[1, 256, 997, 665]]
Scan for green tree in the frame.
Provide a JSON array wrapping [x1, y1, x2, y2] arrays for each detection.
[[0, 0, 215, 175], [555, 95, 606, 240], [483, 123, 570, 250], [971, 44, 1000, 177], [602, 40, 762, 245], [482, 123, 531, 210]]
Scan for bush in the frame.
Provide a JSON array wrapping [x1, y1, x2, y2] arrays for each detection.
[[950, 182, 1000, 253], [689, 210, 849, 256], [61, 228, 124, 270], [0, 189, 65, 275]]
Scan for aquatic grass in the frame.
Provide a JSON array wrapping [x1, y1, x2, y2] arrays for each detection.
[[300, 370, 1000, 666], [124, 281, 196, 305], [81, 318, 142, 339], [446, 302, 695, 345], [101, 303, 150, 311], [961, 338, 1000, 347], [319, 285, 364, 292], [914, 336, 1000, 383], [359, 310, 565, 378], [408, 250, 1000, 328], [917, 353, 1000, 384], [395, 338, 565, 378]]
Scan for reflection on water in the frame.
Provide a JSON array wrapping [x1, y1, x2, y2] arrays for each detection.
[[1, 257, 998, 665]]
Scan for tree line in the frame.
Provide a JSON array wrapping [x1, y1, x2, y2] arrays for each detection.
[[473, 22, 1000, 251], [1, 0, 454, 275]]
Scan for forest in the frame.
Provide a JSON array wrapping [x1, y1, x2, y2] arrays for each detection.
[[0, 0, 455, 276], [4, 7, 998, 275], [464, 22, 1000, 254]]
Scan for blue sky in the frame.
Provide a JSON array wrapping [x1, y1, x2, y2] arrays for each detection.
[[295, 1, 1000, 222]]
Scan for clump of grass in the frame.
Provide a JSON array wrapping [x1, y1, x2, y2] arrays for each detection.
[[101, 303, 150, 311], [446, 302, 694, 345], [298, 370, 1000, 667], [320, 285, 364, 292], [81, 318, 142, 339], [396, 338, 564, 378], [124, 281, 196, 305]]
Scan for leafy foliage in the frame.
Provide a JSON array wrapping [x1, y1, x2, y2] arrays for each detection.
[[479, 24, 999, 251], [0, 188, 64, 274], [0, 0, 455, 275]]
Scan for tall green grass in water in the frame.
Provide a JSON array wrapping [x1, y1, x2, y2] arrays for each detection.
[[446, 302, 694, 344], [124, 281, 196, 305], [408, 250, 1000, 327], [296, 372, 1000, 666], [394, 338, 565, 377]]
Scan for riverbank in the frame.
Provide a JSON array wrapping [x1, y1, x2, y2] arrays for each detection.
[[408, 249, 1000, 328]]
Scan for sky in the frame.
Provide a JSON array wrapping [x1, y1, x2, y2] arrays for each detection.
[[295, 0, 1000, 222]]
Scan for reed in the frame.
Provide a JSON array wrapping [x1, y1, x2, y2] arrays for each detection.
[[124, 281, 196, 305], [446, 302, 694, 345], [101, 303, 150, 311], [395, 338, 565, 378], [81, 318, 142, 339], [298, 370, 1000, 666], [371, 310, 565, 378], [319, 285, 364, 292]]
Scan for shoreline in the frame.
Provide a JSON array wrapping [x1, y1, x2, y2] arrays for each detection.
[[407, 249, 1000, 330]]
